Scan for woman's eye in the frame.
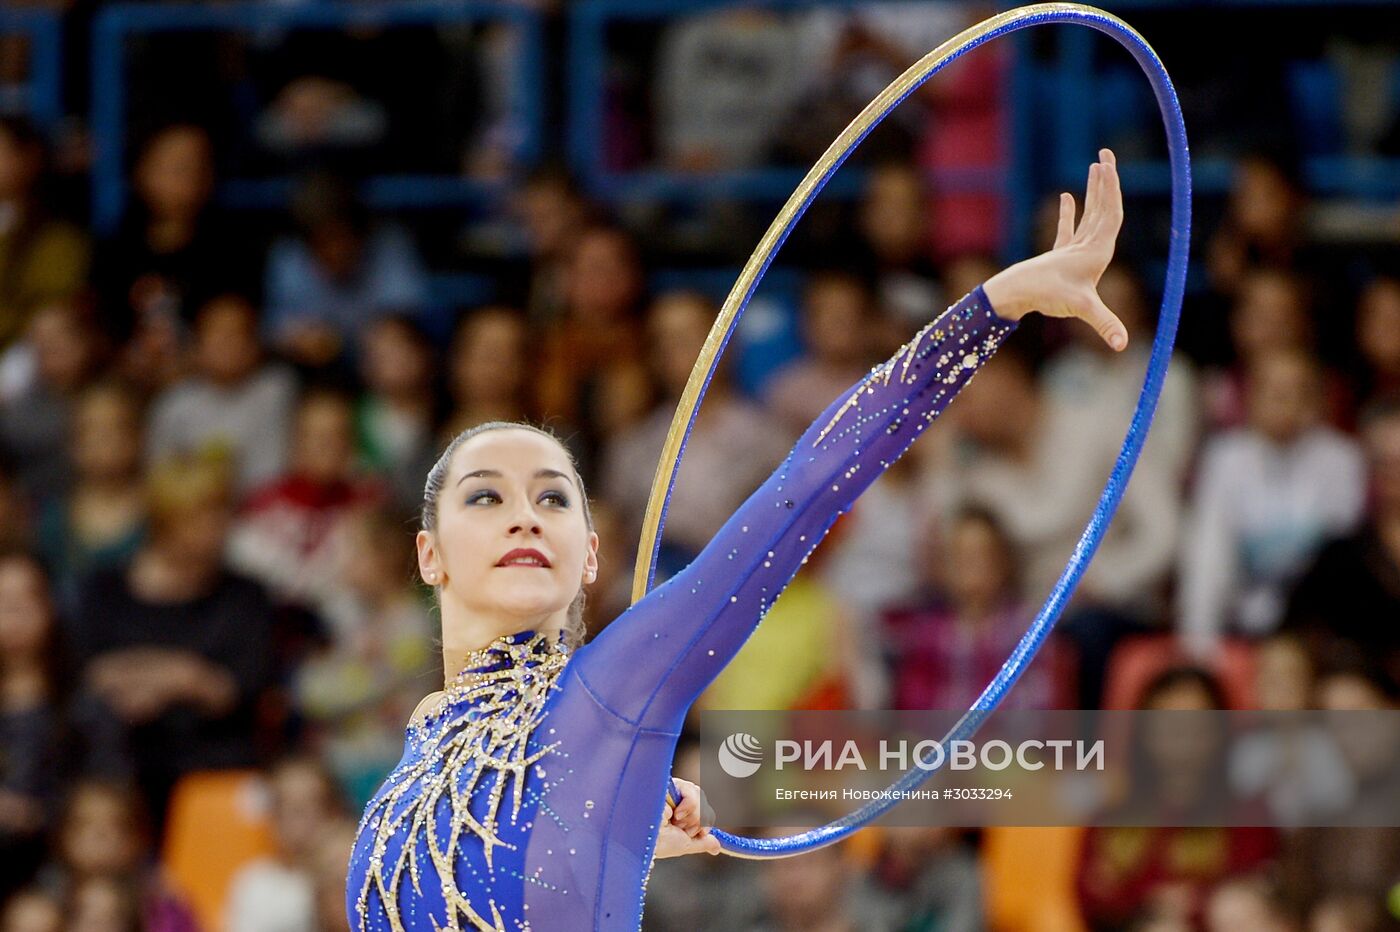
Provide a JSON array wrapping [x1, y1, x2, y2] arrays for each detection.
[[467, 490, 501, 505], [541, 491, 569, 507]]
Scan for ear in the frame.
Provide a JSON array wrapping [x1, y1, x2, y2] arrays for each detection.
[[582, 530, 600, 585], [416, 530, 444, 586]]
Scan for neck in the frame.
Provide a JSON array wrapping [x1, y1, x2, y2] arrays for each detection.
[[147, 216, 195, 253], [438, 597, 568, 684]]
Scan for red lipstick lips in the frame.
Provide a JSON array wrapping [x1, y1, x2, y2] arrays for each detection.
[[496, 548, 552, 568]]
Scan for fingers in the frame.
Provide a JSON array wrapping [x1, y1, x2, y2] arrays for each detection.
[[1085, 291, 1128, 351], [1054, 192, 1075, 250], [1081, 162, 1101, 236]]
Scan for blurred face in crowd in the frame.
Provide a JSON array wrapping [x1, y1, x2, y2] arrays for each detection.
[[148, 466, 232, 570], [945, 513, 1014, 618], [28, 303, 95, 392], [1139, 675, 1225, 792], [1357, 278, 1400, 378], [943, 254, 999, 304], [1230, 270, 1310, 364], [195, 296, 261, 386], [0, 123, 40, 203], [647, 292, 714, 398], [0, 556, 52, 667], [451, 308, 527, 407], [271, 760, 340, 863], [135, 125, 214, 223], [1364, 410, 1400, 515], [803, 274, 870, 366], [567, 229, 641, 324], [0, 889, 62, 932], [1255, 636, 1312, 712], [760, 828, 849, 926], [1204, 879, 1293, 932], [952, 353, 1036, 450], [1230, 158, 1299, 242], [859, 164, 926, 265], [67, 877, 138, 932], [291, 394, 355, 484], [73, 387, 143, 484], [309, 218, 365, 282], [418, 428, 596, 633], [520, 176, 585, 260], [61, 785, 143, 879], [362, 317, 433, 399], [1246, 351, 1322, 444], [1317, 672, 1398, 782]]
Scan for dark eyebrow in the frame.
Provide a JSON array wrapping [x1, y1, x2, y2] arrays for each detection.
[[456, 468, 575, 490]]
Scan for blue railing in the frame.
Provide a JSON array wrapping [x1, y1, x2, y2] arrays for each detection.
[[0, 8, 63, 129], [90, 0, 546, 232]]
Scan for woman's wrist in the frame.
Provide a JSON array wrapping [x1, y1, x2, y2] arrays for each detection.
[[980, 268, 1033, 322]]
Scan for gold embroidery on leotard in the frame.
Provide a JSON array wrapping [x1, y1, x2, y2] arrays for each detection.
[[353, 631, 571, 932]]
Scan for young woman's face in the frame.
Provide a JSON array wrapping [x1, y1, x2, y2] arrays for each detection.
[[419, 429, 597, 626]]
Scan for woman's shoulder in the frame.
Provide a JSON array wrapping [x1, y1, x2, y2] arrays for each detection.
[[408, 690, 445, 729]]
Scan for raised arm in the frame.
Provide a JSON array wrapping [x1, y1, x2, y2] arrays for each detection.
[[574, 150, 1127, 732]]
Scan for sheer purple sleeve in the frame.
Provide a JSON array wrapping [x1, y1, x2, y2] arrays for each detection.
[[572, 286, 1017, 731]]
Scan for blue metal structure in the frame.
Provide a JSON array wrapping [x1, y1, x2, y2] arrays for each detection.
[[0, 8, 63, 129]]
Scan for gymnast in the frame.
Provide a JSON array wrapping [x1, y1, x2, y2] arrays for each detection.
[[346, 148, 1127, 931]]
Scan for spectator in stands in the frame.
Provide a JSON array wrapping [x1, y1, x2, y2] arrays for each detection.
[[228, 388, 383, 610], [763, 270, 882, 436], [603, 291, 787, 575], [1043, 264, 1200, 483], [293, 508, 435, 807], [0, 301, 102, 503], [224, 756, 347, 932], [0, 887, 61, 932], [443, 305, 535, 441], [35, 381, 146, 612], [654, 9, 808, 171], [147, 293, 296, 496], [93, 124, 246, 345], [38, 779, 196, 932], [66, 875, 143, 932], [516, 168, 591, 329], [882, 507, 1054, 711], [1207, 155, 1309, 298], [1201, 267, 1349, 432], [537, 225, 651, 479], [1354, 275, 1400, 406], [932, 346, 1179, 704], [70, 453, 275, 827], [1284, 395, 1400, 683], [849, 163, 942, 329], [865, 828, 982, 932], [1077, 668, 1277, 930], [1203, 875, 1298, 932], [355, 314, 439, 513], [0, 117, 89, 353], [1277, 666, 1400, 921], [0, 552, 62, 898], [264, 175, 428, 369], [741, 817, 899, 930], [1180, 349, 1366, 658]]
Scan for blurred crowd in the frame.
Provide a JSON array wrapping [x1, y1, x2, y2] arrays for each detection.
[[3, 2, 1400, 931]]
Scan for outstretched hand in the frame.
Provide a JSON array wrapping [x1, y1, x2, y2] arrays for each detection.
[[983, 148, 1128, 350]]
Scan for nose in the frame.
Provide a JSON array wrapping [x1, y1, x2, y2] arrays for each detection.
[[508, 501, 543, 537]]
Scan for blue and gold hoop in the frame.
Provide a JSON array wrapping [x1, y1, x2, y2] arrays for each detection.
[[633, 2, 1191, 857]]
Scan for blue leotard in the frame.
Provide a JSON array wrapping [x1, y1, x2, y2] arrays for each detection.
[[346, 287, 1016, 930]]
